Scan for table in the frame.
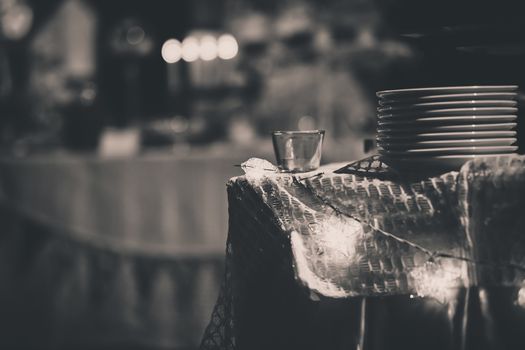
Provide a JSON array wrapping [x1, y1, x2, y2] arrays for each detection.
[[201, 155, 525, 350], [0, 148, 257, 349]]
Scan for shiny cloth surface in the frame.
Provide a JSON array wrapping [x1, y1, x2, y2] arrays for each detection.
[[201, 155, 525, 350]]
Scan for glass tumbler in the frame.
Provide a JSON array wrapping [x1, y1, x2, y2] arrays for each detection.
[[271, 130, 325, 172]]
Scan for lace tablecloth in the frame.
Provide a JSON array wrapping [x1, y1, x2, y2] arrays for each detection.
[[201, 155, 525, 350]]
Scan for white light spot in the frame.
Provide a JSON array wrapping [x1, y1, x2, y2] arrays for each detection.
[[161, 39, 182, 63], [217, 34, 238, 60], [410, 261, 463, 304], [182, 37, 200, 62], [199, 35, 218, 61]]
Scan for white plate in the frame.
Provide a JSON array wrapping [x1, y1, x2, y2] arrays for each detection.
[[377, 138, 517, 149], [376, 130, 517, 140], [379, 92, 518, 105], [378, 100, 517, 112], [377, 85, 518, 98], [378, 115, 517, 126], [378, 107, 518, 118], [381, 153, 516, 171], [379, 145, 518, 156], [377, 122, 517, 133]]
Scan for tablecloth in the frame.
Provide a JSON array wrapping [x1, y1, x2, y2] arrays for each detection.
[[201, 155, 525, 350], [0, 149, 252, 349]]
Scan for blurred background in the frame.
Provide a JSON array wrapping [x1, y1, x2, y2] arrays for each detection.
[[0, 0, 523, 349], [0, 0, 420, 156]]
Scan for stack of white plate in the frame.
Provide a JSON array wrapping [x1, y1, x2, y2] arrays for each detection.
[[376, 85, 519, 170]]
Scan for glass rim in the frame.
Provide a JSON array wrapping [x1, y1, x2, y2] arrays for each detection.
[[272, 130, 325, 136]]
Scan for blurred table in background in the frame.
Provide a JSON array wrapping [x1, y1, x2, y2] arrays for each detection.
[[0, 144, 275, 350]]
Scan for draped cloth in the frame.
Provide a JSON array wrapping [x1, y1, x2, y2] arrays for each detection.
[[201, 155, 525, 350], [0, 152, 247, 349]]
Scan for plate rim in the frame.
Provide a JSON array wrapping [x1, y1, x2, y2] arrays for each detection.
[[379, 92, 518, 104], [377, 100, 518, 112], [377, 138, 517, 149], [378, 115, 517, 125], [377, 137, 517, 144], [378, 107, 518, 118], [378, 122, 518, 132], [376, 130, 518, 139], [377, 85, 519, 97], [379, 145, 518, 154], [377, 122, 517, 133]]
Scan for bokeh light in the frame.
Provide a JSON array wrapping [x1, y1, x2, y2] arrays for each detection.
[[126, 25, 145, 45], [517, 284, 525, 308], [1, 3, 33, 40], [161, 39, 182, 63], [199, 35, 218, 61], [182, 37, 200, 62], [217, 34, 238, 60]]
